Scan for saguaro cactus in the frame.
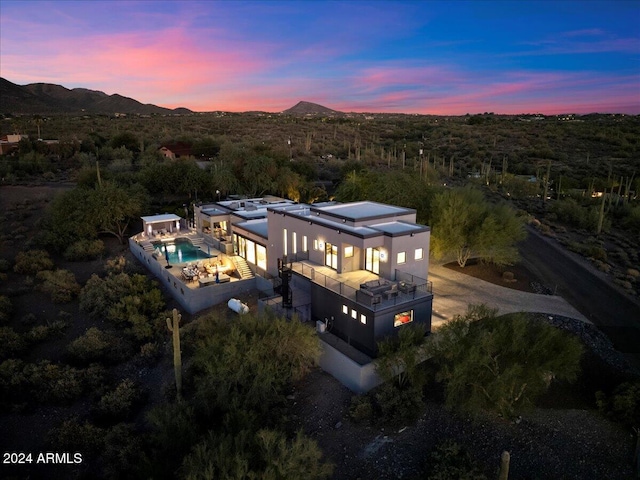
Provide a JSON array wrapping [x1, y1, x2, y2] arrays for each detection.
[[498, 451, 510, 480], [166, 308, 182, 400]]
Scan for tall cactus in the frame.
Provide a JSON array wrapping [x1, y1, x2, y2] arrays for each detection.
[[166, 308, 182, 400], [498, 451, 510, 480]]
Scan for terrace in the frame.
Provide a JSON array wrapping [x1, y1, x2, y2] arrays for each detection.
[[288, 256, 432, 312]]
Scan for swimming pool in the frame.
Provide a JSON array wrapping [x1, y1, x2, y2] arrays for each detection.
[[152, 238, 210, 264]]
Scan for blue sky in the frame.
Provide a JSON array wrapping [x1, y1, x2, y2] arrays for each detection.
[[1, 0, 638, 114]]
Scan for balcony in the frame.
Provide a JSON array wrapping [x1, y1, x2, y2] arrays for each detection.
[[288, 259, 432, 312]]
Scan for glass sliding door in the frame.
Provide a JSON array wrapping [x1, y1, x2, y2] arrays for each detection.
[[325, 242, 338, 270], [365, 247, 380, 274]]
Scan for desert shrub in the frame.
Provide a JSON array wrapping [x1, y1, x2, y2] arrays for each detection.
[[0, 327, 27, 360], [13, 249, 54, 275], [25, 320, 68, 343], [63, 239, 105, 261], [181, 429, 333, 480], [0, 258, 10, 272], [139, 341, 161, 361], [596, 380, 640, 428], [67, 327, 131, 364], [36, 269, 81, 303], [349, 395, 374, 423], [428, 306, 583, 418], [0, 360, 106, 407], [94, 379, 143, 422], [104, 255, 127, 275], [80, 272, 165, 342], [0, 295, 12, 323], [375, 323, 429, 422], [425, 440, 487, 480], [47, 417, 105, 459], [101, 423, 145, 480]]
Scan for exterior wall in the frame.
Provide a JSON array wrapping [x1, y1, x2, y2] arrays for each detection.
[[130, 239, 256, 314], [382, 230, 430, 280], [318, 337, 382, 394], [309, 280, 433, 357], [311, 283, 376, 356]]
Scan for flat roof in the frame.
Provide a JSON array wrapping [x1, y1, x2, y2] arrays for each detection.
[[370, 221, 427, 235], [312, 201, 414, 222], [234, 219, 269, 238], [141, 214, 181, 223], [201, 207, 228, 216]]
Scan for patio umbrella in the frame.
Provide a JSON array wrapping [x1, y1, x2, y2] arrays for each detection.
[[215, 265, 220, 283]]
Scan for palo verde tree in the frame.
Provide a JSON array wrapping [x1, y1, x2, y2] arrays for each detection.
[[430, 186, 526, 267], [427, 305, 583, 418]]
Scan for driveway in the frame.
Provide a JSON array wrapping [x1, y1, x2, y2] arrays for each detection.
[[428, 263, 589, 328]]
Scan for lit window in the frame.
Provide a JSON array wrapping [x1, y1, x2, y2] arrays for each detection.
[[342, 305, 348, 315], [303, 235, 308, 252], [313, 239, 318, 250], [351, 309, 357, 319], [360, 314, 366, 325], [397, 251, 406, 264], [344, 245, 354, 258], [415, 248, 423, 260], [394, 310, 414, 327], [292, 232, 297, 254], [283, 228, 288, 256]]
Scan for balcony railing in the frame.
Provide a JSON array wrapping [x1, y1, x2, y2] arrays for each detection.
[[289, 262, 432, 311]]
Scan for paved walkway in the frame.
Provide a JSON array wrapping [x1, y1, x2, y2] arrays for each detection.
[[428, 263, 589, 328]]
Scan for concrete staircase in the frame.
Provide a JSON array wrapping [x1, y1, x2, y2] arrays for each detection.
[[191, 237, 204, 247], [232, 256, 254, 279]]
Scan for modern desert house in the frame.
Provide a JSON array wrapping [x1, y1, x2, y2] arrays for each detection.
[[132, 196, 433, 365]]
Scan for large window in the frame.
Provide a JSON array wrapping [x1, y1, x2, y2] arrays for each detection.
[[246, 239, 256, 264], [394, 310, 414, 327], [256, 244, 267, 270], [415, 248, 424, 260], [397, 251, 406, 264]]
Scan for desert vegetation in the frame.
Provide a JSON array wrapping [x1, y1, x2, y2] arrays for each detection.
[[1, 110, 639, 478]]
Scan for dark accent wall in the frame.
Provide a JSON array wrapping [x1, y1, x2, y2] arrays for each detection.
[[310, 282, 433, 357]]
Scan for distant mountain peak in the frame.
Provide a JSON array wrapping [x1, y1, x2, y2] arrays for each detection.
[[282, 101, 341, 115]]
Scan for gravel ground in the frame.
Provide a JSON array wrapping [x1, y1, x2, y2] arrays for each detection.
[[289, 315, 639, 480]]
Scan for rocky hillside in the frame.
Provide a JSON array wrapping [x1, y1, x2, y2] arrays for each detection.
[[0, 77, 192, 115]]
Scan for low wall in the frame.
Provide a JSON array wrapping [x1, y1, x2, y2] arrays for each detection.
[[130, 238, 256, 314], [318, 334, 382, 394]]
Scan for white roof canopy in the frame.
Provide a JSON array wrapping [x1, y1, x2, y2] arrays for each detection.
[[141, 214, 182, 224]]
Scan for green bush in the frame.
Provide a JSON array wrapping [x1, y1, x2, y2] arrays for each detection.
[[47, 417, 105, 459], [95, 379, 142, 422], [67, 327, 130, 364], [63, 239, 105, 261], [0, 360, 106, 407], [13, 249, 54, 275], [0, 327, 27, 360], [25, 320, 68, 343], [596, 380, 640, 428], [0, 258, 10, 272], [104, 255, 127, 275], [428, 307, 583, 418], [0, 295, 12, 323], [349, 395, 374, 423], [36, 269, 81, 303]]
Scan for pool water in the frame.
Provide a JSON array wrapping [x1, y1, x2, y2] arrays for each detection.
[[152, 238, 210, 264]]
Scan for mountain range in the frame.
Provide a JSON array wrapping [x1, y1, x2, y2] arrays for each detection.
[[0, 78, 342, 116], [0, 78, 193, 115]]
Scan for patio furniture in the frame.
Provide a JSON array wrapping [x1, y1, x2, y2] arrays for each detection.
[[383, 283, 398, 299], [398, 281, 416, 294]]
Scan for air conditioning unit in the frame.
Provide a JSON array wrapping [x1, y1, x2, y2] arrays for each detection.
[[316, 320, 326, 333]]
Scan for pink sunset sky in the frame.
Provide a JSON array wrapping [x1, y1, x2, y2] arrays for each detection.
[[1, 0, 639, 114]]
